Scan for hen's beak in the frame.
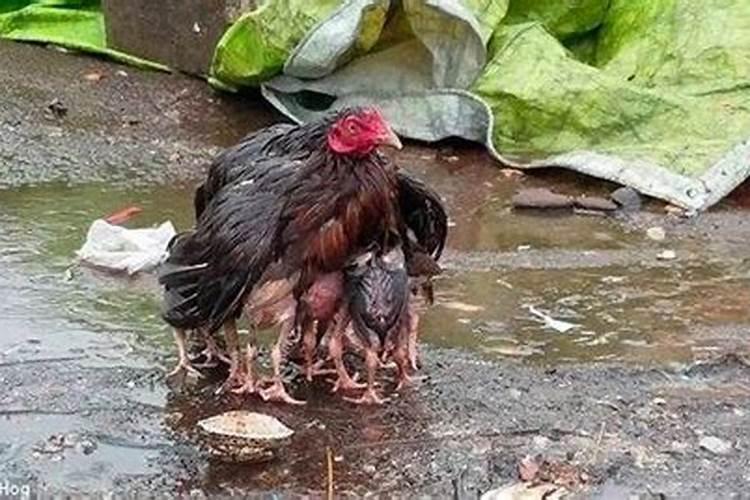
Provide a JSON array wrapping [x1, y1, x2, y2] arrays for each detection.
[[380, 126, 403, 150]]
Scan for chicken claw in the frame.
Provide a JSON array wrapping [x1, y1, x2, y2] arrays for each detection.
[[191, 333, 231, 368], [260, 381, 306, 405], [330, 372, 366, 393], [344, 388, 389, 405], [167, 328, 204, 381], [167, 360, 204, 380]]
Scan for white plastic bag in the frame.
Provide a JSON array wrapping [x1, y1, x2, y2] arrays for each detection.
[[76, 219, 176, 275]]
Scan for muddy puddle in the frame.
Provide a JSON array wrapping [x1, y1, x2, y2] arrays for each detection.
[[3, 158, 750, 369], [3, 147, 750, 495]]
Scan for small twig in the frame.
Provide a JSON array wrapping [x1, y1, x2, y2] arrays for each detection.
[[326, 446, 334, 500], [341, 428, 542, 452], [594, 399, 621, 412], [0, 409, 77, 417], [588, 422, 606, 466]]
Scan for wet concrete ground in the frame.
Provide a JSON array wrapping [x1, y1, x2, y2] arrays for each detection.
[[1, 40, 750, 497]]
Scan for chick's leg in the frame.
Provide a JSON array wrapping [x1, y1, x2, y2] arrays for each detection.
[[301, 316, 318, 382], [260, 319, 305, 405], [167, 328, 203, 379], [345, 348, 387, 405], [393, 341, 414, 391], [329, 316, 365, 392], [303, 320, 336, 380]]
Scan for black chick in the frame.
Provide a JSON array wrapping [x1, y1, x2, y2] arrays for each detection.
[[342, 246, 412, 404]]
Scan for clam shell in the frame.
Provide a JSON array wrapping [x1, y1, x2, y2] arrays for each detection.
[[197, 411, 294, 440]]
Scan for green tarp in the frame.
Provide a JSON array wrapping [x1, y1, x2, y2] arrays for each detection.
[[0, 1, 165, 70], [3, 0, 750, 210]]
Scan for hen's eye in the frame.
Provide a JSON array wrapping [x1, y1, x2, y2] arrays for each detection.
[[347, 122, 358, 133]]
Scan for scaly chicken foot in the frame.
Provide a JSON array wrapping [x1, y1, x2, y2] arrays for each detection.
[[167, 328, 204, 380], [215, 320, 247, 394], [191, 331, 231, 368], [344, 349, 388, 405], [329, 324, 366, 392], [407, 309, 421, 371], [231, 344, 260, 395], [259, 320, 305, 405]]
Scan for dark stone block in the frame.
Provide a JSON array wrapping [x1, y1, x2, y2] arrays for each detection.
[[102, 0, 256, 76]]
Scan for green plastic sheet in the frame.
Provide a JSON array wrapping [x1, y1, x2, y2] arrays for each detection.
[[2, 0, 750, 210], [212, 0, 750, 210], [0, 0, 166, 70]]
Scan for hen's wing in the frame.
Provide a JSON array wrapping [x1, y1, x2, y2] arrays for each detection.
[[396, 171, 447, 260], [161, 162, 293, 332], [194, 123, 296, 220]]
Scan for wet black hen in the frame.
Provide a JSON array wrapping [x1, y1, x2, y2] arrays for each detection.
[[160, 109, 402, 336]]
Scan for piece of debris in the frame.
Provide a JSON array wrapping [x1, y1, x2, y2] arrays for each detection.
[[500, 168, 525, 179], [519, 455, 540, 481], [442, 301, 485, 313], [197, 411, 294, 463], [122, 115, 141, 126], [486, 345, 543, 357], [75, 439, 97, 455], [526, 305, 579, 333], [574, 196, 618, 211], [76, 218, 176, 275], [670, 440, 690, 455], [656, 250, 677, 260], [646, 226, 666, 241], [699, 436, 733, 455], [532, 436, 551, 450], [664, 204, 684, 215], [46, 98, 68, 119], [481, 482, 565, 500], [198, 411, 294, 440], [610, 187, 642, 211], [512, 188, 573, 209], [521, 456, 589, 488], [104, 205, 143, 225], [84, 72, 104, 82]]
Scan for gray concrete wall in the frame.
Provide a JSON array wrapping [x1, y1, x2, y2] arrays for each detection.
[[102, 0, 256, 76]]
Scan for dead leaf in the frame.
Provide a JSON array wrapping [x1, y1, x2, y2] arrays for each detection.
[[518, 455, 540, 481], [481, 482, 565, 500]]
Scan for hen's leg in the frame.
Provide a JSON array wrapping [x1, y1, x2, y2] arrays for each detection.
[[231, 322, 259, 395], [407, 307, 421, 371], [345, 348, 387, 405], [167, 328, 203, 379], [216, 319, 246, 393], [192, 330, 231, 368], [329, 318, 365, 392], [260, 319, 305, 405]]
